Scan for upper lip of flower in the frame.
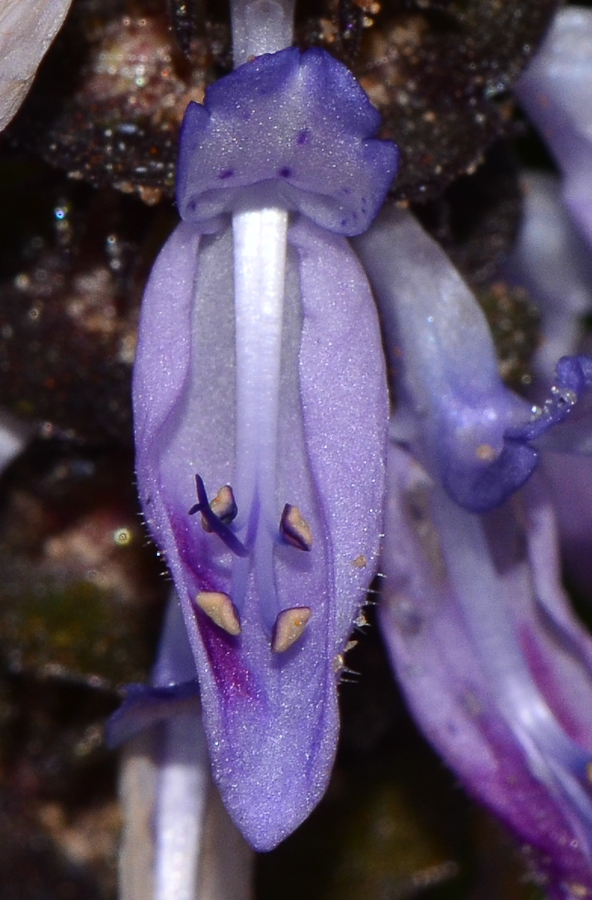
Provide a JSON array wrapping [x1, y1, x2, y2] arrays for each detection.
[[176, 46, 399, 237]]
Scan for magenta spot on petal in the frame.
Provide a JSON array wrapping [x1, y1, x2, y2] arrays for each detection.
[[197, 610, 258, 702], [278, 167, 293, 178]]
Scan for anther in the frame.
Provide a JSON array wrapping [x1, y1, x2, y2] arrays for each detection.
[[195, 591, 241, 636], [475, 443, 497, 462], [272, 607, 311, 653], [279, 504, 313, 551], [189, 475, 249, 557], [201, 484, 238, 532]]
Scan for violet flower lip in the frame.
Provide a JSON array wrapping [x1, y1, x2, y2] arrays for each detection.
[[111, 39, 399, 850]]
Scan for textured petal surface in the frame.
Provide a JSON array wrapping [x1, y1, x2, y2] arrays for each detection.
[[0, 0, 72, 131], [355, 204, 534, 512], [133, 216, 387, 849], [177, 47, 399, 236], [381, 443, 592, 897]]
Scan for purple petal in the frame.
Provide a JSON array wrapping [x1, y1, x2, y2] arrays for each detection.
[[380, 442, 592, 895], [176, 47, 399, 236], [133, 215, 388, 849], [354, 204, 535, 513]]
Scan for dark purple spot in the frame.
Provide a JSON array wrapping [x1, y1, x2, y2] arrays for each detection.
[[197, 611, 257, 701], [278, 167, 293, 178], [297, 129, 310, 146], [218, 168, 234, 180], [340, 219, 347, 227], [342, 187, 352, 194]]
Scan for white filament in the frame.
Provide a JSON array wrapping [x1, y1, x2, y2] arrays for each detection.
[[231, 0, 295, 66], [232, 208, 288, 624]]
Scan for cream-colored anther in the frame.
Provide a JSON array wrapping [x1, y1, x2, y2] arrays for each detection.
[[475, 443, 496, 462], [201, 485, 237, 532], [272, 606, 311, 653], [279, 504, 313, 551], [195, 591, 241, 636]]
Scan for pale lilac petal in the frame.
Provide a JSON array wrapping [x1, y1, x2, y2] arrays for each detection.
[[354, 204, 534, 512], [132, 214, 388, 849]]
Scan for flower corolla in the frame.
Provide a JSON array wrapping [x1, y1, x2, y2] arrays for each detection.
[[113, 45, 398, 850]]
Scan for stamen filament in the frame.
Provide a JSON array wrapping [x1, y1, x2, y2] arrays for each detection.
[[189, 475, 249, 558], [232, 208, 289, 624], [231, 0, 295, 67]]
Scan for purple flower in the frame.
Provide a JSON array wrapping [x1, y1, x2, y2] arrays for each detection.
[[118, 45, 398, 850], [356, 205, 592, 895]]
